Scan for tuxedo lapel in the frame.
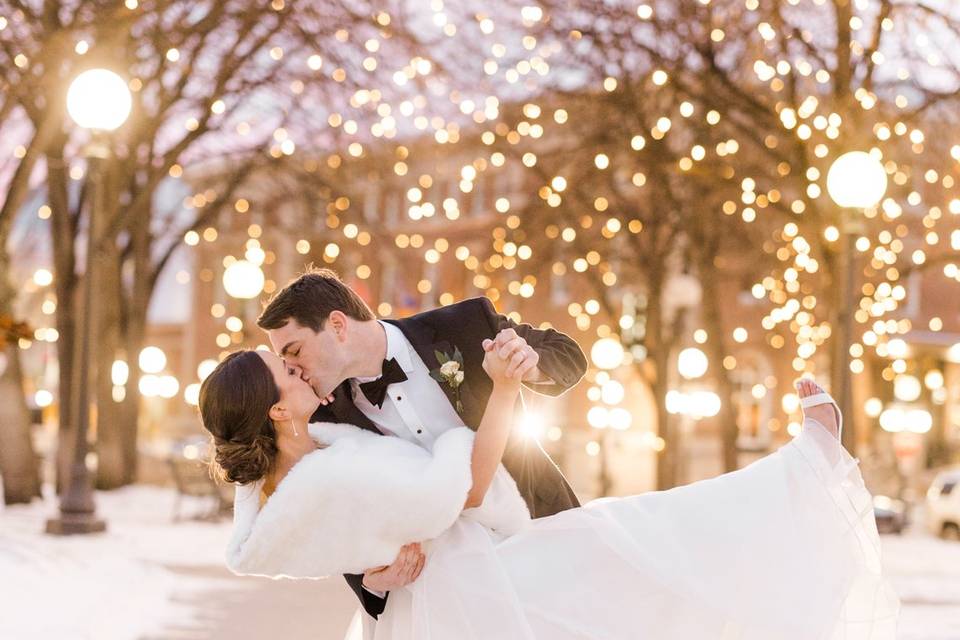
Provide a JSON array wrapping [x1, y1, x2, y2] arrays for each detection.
[[384, 317, 483, 428]]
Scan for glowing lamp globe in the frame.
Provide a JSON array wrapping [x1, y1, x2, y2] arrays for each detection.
[[677, 347, 708, 380], [590, 337, 624, 370], [223, 260, 265, 299], [66, 69, 132, 131], [826, 152, 887, 209], [139, 346, 167, 374]]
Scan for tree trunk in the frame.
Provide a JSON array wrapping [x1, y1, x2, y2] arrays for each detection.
[[647, 270, 677, 490], [0, 245, 39, 504], [0, 344, 40, 504], [833, 0, 853, 100], [96, 160, 150, 489], [696, 253, 741, 473], [118, 307, 148, 484], [114, 194, 157, 486]]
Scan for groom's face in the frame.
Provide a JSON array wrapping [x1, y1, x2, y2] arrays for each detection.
[[268, 317, 347, 398]]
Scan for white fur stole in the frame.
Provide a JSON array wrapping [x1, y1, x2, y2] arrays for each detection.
[[225, 423, 529, 580]]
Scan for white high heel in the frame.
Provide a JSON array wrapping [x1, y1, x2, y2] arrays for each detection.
[[798, 385, 842, 440]]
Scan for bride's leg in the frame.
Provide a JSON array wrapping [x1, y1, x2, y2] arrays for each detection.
[[796, 378, 840, 439]]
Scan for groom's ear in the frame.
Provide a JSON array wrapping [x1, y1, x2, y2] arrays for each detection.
[[328, 310, 348, 341], [269, 404, 291, 422]]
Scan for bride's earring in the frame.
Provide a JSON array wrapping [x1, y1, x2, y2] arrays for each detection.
[[292, 421, 300, 437]]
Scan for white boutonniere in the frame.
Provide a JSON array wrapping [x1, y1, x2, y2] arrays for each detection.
[[430, 347, 465, 413]]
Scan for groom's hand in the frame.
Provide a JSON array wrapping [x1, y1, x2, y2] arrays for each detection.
[[361, 543, 425, 592], [483, 328, 543, 381]]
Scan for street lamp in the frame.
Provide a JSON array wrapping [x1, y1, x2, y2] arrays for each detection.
[[668, 345, 721, 483], [47, 68, 131, 535], [677, 347, 708, 380], [826, 151, 887, 453], [588, 337, 628, 496], [826, 152, 888, 209], [590, 337, 625, 370], [223, 259, 266, 299]]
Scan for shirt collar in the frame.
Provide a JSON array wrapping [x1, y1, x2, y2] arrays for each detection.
[[382, 320, 415, 373], [352, 320, 415, 384]]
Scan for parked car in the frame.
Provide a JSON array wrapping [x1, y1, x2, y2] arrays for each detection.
[[873, 495, 908, 534], [926, 468, 960, 540]]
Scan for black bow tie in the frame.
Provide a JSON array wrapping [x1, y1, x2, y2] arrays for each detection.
[[359, 358, 408, 408]]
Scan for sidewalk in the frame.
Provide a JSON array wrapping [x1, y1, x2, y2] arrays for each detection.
[[139, 564, 357, 640]]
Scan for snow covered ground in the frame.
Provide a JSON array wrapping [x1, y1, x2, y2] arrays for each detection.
[[0, 486, 241, 640], [2, 485, 958, 639], [881, 532, 960, 639]]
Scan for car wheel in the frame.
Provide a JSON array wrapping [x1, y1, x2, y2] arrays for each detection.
[[942, 523, 960, 541]]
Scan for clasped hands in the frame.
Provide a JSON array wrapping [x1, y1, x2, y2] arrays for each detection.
[[361, 329, 538, 593]]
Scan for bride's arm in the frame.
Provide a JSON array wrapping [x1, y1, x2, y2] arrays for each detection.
[[464, 350, 521, 509]]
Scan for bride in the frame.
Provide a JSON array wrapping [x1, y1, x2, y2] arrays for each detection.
[[199, 346, 899, 639]]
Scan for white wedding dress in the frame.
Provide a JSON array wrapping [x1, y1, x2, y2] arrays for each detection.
[[358, 420, 899, 639]]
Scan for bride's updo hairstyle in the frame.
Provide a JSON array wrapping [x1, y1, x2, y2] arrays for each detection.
[[199, 350, 280, 485]]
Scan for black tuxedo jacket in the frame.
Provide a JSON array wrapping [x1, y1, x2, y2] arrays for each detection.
[[309, 297, 587, 618]]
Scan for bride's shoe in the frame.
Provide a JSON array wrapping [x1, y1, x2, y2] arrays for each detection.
[[796, 379, 841, 440]]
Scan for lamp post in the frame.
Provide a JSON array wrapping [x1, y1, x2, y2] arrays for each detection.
[[668, 347, 719, 482], [589, 337, 626, 496], [47, 69, 131, 535], [826, 151, 888, 453]]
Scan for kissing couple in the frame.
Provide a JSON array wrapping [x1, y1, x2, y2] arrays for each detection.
[[199, 268, 899, 639]]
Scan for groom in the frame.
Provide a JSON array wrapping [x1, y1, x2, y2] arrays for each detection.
[[257, 268, 587, 618]]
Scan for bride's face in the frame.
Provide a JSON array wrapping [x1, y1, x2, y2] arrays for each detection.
[[257, 351, 321, 419], [267, 316, 349, 398]]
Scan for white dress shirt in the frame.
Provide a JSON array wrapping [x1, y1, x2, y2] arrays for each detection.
[[351, 321, 468, 449], [354, 321, 470, 599]]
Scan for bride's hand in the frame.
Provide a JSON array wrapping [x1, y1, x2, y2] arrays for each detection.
[[481, 343, 522, 390]]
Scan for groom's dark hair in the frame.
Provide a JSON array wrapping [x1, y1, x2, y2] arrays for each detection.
[[257, 266, 375, 332]]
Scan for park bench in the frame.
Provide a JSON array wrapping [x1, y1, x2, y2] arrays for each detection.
[[168, 453, 232, 522]]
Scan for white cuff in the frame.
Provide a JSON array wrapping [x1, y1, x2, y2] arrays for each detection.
[[363, 586, 386, 599]]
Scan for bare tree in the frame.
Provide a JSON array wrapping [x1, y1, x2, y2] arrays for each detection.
[[473, 0, 960, 486], [0, 0, 429, 493]]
